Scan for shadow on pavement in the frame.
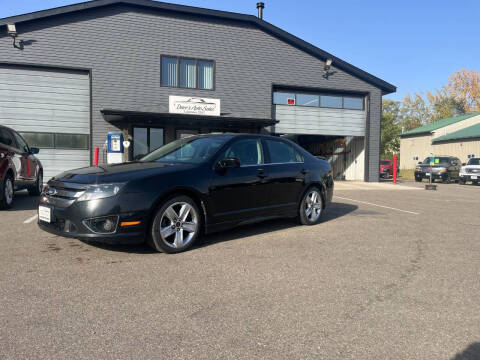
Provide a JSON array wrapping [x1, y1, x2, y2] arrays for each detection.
[[451, 342, 480, 360], [6, 190, 39, 211], [85, 202, 358, 254]]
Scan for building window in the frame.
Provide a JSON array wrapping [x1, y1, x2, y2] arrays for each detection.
[[180, 58, 196, 88], [273, 91, 364, 110], [133, 127, 164, 160], [19, 132, 89, 150], [273, 92, 295, 105], [343, 97, 364, 110], [161, 56, 214, 90], [296, 94, 319, 107], [320, 95, 342, 109]]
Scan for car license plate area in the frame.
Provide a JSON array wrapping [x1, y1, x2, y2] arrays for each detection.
[[38, 205, 52, 223], [472, 175, 478, 180], [425, 172, 430, 176]]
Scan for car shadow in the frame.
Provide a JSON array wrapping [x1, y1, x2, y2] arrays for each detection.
[[84, 201, 358, 254], [451, 342, 480, 360], [6, 190, 39, 211]]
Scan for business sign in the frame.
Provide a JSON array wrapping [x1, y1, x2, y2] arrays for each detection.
[[169, 96, 220, 116]]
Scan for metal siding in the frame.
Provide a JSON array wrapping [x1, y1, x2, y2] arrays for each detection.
[[274, 105, 366, 136], [0, 4, 383, 179], [432, 140, 480, 162], [0, 65, 90, 180]]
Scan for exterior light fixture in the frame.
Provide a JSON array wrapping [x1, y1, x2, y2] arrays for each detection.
[[323, 58, 335, 79], [324, 58, 333, 71], [7, 23, 23, 49]]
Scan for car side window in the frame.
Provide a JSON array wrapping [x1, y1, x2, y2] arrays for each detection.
[[264, 139, 297, 164], [13, 132, 29, 153], [0, 129, 15, 148], [223, 138, 264, 166]]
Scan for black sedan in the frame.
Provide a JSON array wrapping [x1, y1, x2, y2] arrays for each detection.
[[38, 134, 334, 253]]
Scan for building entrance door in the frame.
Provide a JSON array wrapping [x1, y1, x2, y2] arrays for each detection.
[[133, 127, 164, 159]]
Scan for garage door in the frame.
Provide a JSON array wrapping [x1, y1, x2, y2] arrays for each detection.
[[0, 65, 90, 181]]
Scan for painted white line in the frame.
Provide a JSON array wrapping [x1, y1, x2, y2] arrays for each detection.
[[334, 196, 420, 215], [23, 214, 38, 224]]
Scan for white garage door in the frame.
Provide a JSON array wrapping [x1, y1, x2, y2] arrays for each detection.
[[0, 65, 90, 181]]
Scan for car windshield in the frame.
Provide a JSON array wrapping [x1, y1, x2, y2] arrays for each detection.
[[380, 161, 390, 165], [422, 157, 450, 165], [467, 158, 480, 165], [139, 136, 231, 163]]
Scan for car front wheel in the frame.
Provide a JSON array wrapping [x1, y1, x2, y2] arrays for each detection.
[[0, 174, 14, 209], [299, 187, 323, 225], [149, 195, 201, 253]]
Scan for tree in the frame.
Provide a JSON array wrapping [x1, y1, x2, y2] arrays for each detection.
[[381, 99, 402, 157], [399, 92, 431, 130], [446, 69, 480, 112], [427, 88, 466, 122]]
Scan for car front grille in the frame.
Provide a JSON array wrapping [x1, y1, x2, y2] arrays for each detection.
[[467, 168, 480, 174], [42, 181, 87, 207]]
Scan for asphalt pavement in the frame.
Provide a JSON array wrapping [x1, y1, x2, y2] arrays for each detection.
[[0, 181, 479, 359]]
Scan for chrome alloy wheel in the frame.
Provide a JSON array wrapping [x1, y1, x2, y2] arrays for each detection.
[[5, 178, 13, 205], [304, 189, 322, 222], [159, 202, 198, 249]]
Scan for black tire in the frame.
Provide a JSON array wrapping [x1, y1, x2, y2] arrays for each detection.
[[0, 174, 14, 209], [299, 186, 324, 226], [442, 175, 450, 184], [459, 179, 466, 185], [28, 170, 43, 196], [148, 195, 201, 254], [415, 177, 422, 182]]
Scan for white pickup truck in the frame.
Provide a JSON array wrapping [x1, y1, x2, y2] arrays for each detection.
[[459, 157, 480, 185]]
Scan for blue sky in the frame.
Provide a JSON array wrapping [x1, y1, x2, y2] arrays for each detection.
[[1, 0, 479, 101]]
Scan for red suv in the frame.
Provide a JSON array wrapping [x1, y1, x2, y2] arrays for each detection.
[[0, 125, 43, 208], [380, 160, 392, 178]]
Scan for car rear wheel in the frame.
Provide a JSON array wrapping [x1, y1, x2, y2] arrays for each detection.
[[0, 174, 14, 209], [299, 187, 323, 225], [28, 171, 43, 196], [149, 195, 201, 253], [442, 174, 450, 184]]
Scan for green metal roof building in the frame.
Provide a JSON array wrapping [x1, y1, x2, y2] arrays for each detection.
[[399, 113, 480, 169]]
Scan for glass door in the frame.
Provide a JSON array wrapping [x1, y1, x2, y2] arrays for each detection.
[[133, 127, 164, 160]]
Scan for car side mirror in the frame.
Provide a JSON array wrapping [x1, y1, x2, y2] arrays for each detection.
[[29, 147, 40, 154], [462, 163, 466, 166], [217, 157, 240, 170]]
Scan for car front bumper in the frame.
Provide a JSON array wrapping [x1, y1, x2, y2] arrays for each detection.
[[37, 195, 149, 244], [415, 171, 448, 180], [459, 173, 479, 182]]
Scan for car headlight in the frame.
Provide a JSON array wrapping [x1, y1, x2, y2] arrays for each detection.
[[415, 166, 422, 171], [77, 183, 125, 202]]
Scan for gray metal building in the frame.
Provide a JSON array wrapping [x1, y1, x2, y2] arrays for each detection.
[[0, 0, 395, 181]]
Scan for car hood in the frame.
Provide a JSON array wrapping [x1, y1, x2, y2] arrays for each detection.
[[50, 161, 199, 184], [416, 164, 448, 168]]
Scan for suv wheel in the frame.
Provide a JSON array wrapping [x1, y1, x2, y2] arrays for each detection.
[[149, 195, 201, 253], [299, 187, 323, 225], [0, 174, 14, 209], [28, 171, 43, 196]]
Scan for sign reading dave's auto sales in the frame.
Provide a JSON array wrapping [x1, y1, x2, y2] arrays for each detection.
[[169, 96, 220, 116]]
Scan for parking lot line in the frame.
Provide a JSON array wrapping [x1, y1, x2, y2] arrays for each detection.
[[333, 195, 420, 215], [23, 214, 38, 224]]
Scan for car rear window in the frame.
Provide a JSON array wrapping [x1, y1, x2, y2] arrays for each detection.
[[380, 161, 390, 165]]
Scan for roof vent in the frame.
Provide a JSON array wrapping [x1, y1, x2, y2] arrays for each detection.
[[256, 2, 265, 19]]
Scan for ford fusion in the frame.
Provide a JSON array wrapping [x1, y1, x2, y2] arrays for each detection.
[[38, 134, 334, 253]]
